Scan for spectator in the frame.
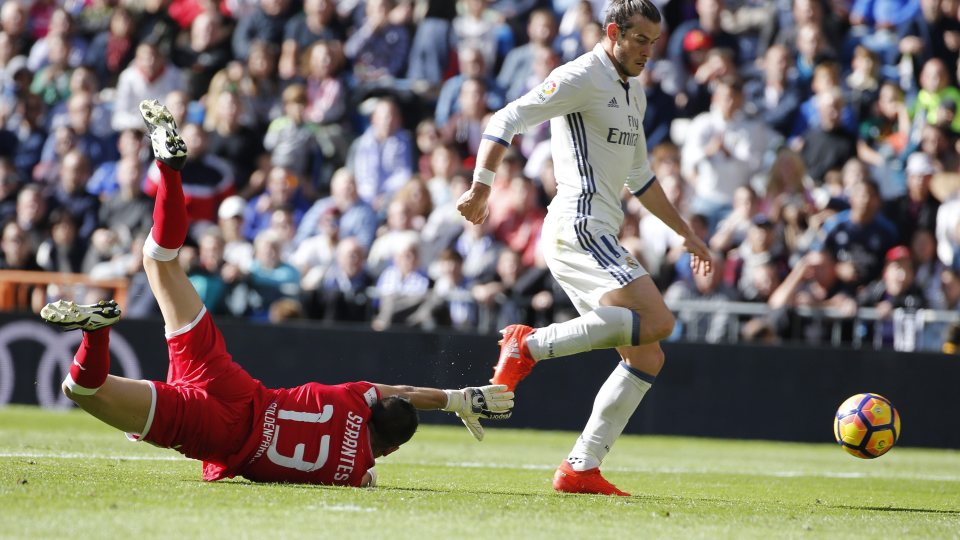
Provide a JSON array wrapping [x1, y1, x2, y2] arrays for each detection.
[[638, 55, 679, 150], [730, 214, 788, 303], [132, 0, 179, 57], [371, 236, 430, 330], [471, 247, 525, 334], [13, 183, 49, 252], [304, 236, 373, 322], [897, 0, 960, 76], [765, 250, 858, 343], [743, 44, 802, 139], [301, 40, 350, 182], [857, 245, 928, 349], [290, 204, 339, 293], [49, 149, 100, 240], [27, 8, 86, 74], [798, 88, 857, 185], [435, 46, 505, 129], [664, 251, 738, 344], [29, 33, 72, 107], [279, 0, 341, 81], [491, 175, 544, 268], [216, 194, 255, 272], [790, 61, 858, 141], [263, 83, 321, 183], [857, 80, 911, 197], [205, 90, 266, 197], [295, 167, 378, 250], [911, 57, 960, 136], [244, 228, 301, 319], [910, 227, 946, 308], [0, 2, 30, 58], [709, 185, 761, 255], [497, 8, 558, 102], [406, 247, 475, 330], [41, 91, 115, 173], [232, 0, 294, 62], [883, 151, 941, 243], [405, 0, 457, 91], [6, 93, 47, 183], [347, 97, 413, 210], [681, 75, 768, 228], [343, 0, 410, 86], [845, 45, 881, 121], [87, 128, 146, 200], [98, 155, 153, 242], [367, 198, 420, 276], [452, 0, 511, 75], [83, 6, 136, 89], [171, 11, 232, 101], [814, 179, 899, 289], [440, 77, 490, 160], [0, 221, 45, 311], [208, 40, 282, 131], [666, 0, 741, 69], [241, 165, 311, 240], [112, 42, 184, 131], [188, 227, 231, 314], [36, 209, 85, 273]]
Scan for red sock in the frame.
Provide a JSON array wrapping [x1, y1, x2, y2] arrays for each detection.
[[65, 328, 111, 395], [151, 161, 188, 250]]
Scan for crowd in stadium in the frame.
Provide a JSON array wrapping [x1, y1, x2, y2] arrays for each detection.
[[1, 0, 959, 349]]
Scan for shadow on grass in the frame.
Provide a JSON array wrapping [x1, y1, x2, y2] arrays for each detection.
[[832, 505, 960, 515]]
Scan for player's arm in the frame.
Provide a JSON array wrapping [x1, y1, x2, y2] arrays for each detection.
[[372, 383, 514, 441], [458, 68, 589, 224], [635, 180, 712, 276]]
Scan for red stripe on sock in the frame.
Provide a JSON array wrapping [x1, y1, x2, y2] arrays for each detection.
[[70, 328, 110, 390], [151, 161, 188, 249]]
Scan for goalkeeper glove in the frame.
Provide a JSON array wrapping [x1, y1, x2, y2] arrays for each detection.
[[442, 385, 514, 441]]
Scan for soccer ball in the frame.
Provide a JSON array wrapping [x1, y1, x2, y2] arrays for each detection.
[[834, 393, 901, 459]]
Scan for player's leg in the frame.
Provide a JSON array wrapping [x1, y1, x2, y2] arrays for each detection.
[[42, 299, 153, 434], [492, 222, 673, 390], [138, 99, 202, 332]]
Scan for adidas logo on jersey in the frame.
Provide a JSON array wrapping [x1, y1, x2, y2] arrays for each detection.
[[607, 97, 619, 108]]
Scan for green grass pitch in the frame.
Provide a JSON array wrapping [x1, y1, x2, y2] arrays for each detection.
[[1, 406, 958, 539]]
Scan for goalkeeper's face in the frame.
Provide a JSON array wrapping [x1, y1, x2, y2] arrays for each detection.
[[370, 396, 419, 457]]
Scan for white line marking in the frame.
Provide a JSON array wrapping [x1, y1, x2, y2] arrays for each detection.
[[3, 452, 959, 482]]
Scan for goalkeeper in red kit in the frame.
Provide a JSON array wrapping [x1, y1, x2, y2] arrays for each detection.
[[41, 100, 514, 488]]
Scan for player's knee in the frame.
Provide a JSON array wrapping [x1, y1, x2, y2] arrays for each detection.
[[648, 311, 676, 342], [62, 381, 78, 402]]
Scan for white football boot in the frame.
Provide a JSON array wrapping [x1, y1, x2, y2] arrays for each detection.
[[139, 99, 188, 170], [41, 299, 122, 331]]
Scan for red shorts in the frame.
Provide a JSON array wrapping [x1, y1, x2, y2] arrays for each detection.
[[136, 309, 268, 471]]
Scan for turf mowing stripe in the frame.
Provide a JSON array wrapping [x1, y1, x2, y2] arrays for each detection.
[[3, 452, 959, 482]]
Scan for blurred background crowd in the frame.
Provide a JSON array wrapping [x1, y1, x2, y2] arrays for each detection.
[[1, 0, 960, 351]]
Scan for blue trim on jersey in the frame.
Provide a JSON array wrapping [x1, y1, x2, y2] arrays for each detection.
[[632, 176, 657, 197], [565, 112, 631, 285], [630, 311, 640, 346], [619, 361, 656, 384], [482, 134, 510, 147]]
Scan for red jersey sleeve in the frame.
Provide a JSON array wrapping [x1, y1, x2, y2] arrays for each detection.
[[238, 382, 377, 486]]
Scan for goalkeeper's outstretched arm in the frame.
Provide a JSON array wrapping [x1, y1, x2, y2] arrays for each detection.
[[373, 383, 515, 441]]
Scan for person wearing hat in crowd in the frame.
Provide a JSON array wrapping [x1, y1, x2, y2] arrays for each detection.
[[856, 245, 928, 348], [217, 194, 255, 274], [883, 151, 941, 245]]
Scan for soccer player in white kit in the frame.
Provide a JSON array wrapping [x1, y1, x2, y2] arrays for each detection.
[[457, 0, 712, 496]]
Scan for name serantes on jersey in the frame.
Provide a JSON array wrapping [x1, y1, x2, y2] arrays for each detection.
[[333, 411, 365, 482]]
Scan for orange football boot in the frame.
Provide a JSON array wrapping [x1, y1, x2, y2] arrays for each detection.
[[491, 324, 536, 392], [552, 460, 630, 496]]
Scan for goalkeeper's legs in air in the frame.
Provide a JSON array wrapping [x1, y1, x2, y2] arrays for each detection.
[[492, 273, 675, 496], [45, 99, 198, 437]]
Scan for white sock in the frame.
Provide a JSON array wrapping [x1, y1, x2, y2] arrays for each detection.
[[526, 306, 638, 361], [566, 362, 654, 471], [143, 233, 180, 262]]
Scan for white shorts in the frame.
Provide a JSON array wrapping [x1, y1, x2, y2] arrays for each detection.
[[540, 214, 648, 315]]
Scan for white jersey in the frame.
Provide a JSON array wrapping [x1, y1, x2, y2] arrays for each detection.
[[484, 43, 655, 232]]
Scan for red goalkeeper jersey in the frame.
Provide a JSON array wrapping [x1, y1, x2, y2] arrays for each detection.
[[235, 381, 381, 486]]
